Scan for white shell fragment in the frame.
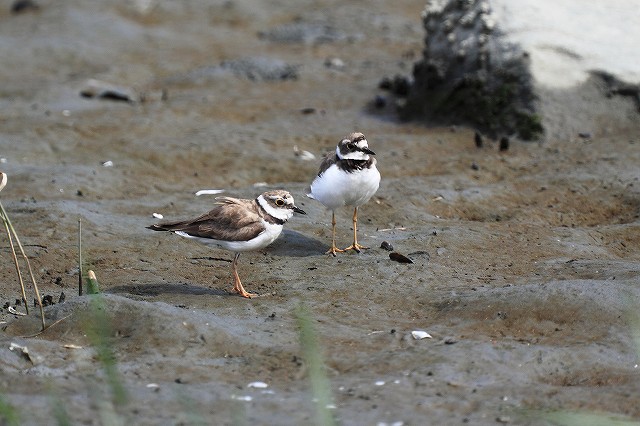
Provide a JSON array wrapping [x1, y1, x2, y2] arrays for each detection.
[[80, 79, 140, 102], [195, 189, 225, 196], [231, 395, 253, 402], [146, 383, 160, 389], [411, 330, 432, 340], [9, 342, 27, 352], [7, 306, 25, 316], [247, 381, 269, 389], [152, 213, 164, 219], [102, 160, 114, 167], [63, 344, 83, 349]]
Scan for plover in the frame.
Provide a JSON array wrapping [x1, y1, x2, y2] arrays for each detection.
[[147, 190, 305, 298], [307, 132, 380, 256]]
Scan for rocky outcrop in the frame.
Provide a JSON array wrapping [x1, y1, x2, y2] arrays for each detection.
[[400, 0, 543, 140]]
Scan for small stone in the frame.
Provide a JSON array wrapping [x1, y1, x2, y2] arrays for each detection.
[[380, 241, 394, 251], [471, 162, 479, 170], [11, 0, 39, 14], [324, 57, 345, 70], [499, 136, 509, 152], [474, 131, 483, 148], [374, 95, 387, 109]]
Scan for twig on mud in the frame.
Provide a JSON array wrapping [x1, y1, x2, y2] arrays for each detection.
[[20, 313, 73, 338], [0, 172, 46, 330], [78, 218, 83, 296], [2, 223, 29, 314]]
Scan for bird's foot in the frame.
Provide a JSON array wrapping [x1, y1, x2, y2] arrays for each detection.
[[342, 243, 369, 253], [232, 285, 258, 299], [325, 245, 346, 257]]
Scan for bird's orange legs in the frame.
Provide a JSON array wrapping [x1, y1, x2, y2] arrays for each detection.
[[326, 207, 369, 256], [231, 253, 256, 298], [342, 207, 368, 252]]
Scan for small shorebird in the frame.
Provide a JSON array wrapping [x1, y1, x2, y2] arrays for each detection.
[[147, 190, 305, 298], [307, 132, 380, 255]]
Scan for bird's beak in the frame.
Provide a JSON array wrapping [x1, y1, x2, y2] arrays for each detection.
[[361, 147, 376, 155], [293, 205, 306, 214]]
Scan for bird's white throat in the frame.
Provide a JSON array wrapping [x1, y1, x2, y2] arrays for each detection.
[[257, 195, 293, 221], [336, 145, 371, 161]]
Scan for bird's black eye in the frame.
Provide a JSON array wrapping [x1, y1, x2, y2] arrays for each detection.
[[275, 199, 285, 206], [347, 142, 356, 150]]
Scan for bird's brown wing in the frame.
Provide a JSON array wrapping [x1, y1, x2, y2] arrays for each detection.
[[148, 198, 265, 241], [316, 151, 337, 177]]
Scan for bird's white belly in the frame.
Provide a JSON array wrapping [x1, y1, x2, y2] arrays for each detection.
[[175, 222, 283, 253], [310, 165, 380, 210]]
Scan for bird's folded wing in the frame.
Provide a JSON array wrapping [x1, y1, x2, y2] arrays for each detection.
[[315, 152, 337, 178], [156, 203, 265, 241]]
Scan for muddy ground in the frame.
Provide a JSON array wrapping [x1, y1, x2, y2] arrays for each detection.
[[1, 1, 639, 425]]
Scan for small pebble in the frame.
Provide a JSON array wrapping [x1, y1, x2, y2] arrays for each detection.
[[380, 241, 394, 251], [474, 131, 483, 148], [11, 0, 39, 14], [324, 57, 345, 70], [471, 162, 479, 170], [374, 95, 387, 109], [499, 136, 509, 152], [578, 132, 592, 139], [247, 381, 269, 389]]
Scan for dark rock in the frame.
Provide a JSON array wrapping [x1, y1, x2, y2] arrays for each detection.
[[379, 74, 412, 97], [11, 0, 39, 14], [592, 70, 640, 111], [499, 136, 509, 151], [374, 95, 387, 109], [474, 131, 483, 148], [400, 0, 543, 140], [380, 241, 394, 251]]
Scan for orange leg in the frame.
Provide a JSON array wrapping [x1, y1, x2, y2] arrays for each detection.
[[342, 207, 368, 252], [326, 211, 347, 256], [231, 253, 257, 298]]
